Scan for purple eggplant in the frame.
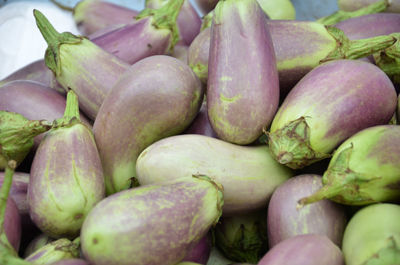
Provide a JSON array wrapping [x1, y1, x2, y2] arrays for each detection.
[[80, 176, 223, 265], [33, 9, 130, 120], [207, 0, 279, 145], [267, 60, 396, 169], [258, 234, 344, 265], [335, 13, 400, 39], [182, 232, 212, 264], [4, 197, 21, 252], [136, 134, 293, 215], [298, 125, 400, 206], [184, 102, 218, 138], [23, 233, 54, 258], [25, 238, 80, 264], [73, 0, 139, 35], [267, 174, 347, 248], [172, 42, 189, 63], [28, 91, 105, 239], [0, 80, 90, 148], [49, 259, 89, 265], [93, 55, 203, 195], [90, 0, 185, 65], [195, 0, 219, 15], [338, 0, 400, 13], [146, 0, 201, 45], [188, 27, 211, 85]]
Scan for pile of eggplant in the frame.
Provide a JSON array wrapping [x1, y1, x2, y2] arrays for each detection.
[[1, 0, 400, 264]]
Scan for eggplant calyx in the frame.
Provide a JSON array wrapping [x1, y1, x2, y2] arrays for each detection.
[[322, 26, 396, 63], [201, 11, 214, 31], [317, 0, 389, 26], [192, 174, 224, 226], [363, 236, 400, 265], [33, 9, 83, 76], [267, 117, 331, 169], [136, 0, 184, 53], [53, 90, 81, 129], [374, 33, 400, 83]]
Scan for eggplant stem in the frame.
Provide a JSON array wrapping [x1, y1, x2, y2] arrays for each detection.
[[63, 90, 81, 121], [297, 184, 342, 209]]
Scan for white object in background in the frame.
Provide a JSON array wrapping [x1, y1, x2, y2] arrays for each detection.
[[0, 1, 80, 79]]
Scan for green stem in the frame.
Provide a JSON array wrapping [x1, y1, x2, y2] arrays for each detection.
[[297, 184, 342, 208], [33, 9, 82, 76], [63, 90, 80, 121], [321, 26, 396, 63], [136, 0, 185, 52], [317, 0, 389, 25], [201, 10, 214, 31]]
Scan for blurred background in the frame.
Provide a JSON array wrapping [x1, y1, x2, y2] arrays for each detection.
[[0, 0, 338, 79]]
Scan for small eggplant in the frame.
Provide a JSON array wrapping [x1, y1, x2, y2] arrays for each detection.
[[258, 234, 344, 265], [25, 238, 80, 264], [33, 9, 130, 120], [207, 0, 279, 145], [184, 102, 218, 138], [80, 176, 223, 265], [267, 60, 396, 169], [338, 0, 400, 13], [342, 203, 400, 265], [188, 27, 211, 85], [93, 55, 203, 195], [267, 174, 347, 248], [28, 90, 105, 239], [136, 134, 293, 215], [146, 0, 201, 45], [73, 0, 139, 35], [298, 125, 400, 206]]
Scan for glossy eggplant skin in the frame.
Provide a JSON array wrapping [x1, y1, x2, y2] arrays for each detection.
[[136, 134, 293, 215], [80, 177, 223, 265], [267, 174, 347, 248], [258, 234, 345, 265], [207, 0, 279, 145], [268, 60, 396, 169], [338, 0, 400, 13], [93, 55, 203, 195], [28, 121, 105, 239]]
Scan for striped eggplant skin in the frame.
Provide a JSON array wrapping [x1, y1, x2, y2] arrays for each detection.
[[184, 102, 218, 138], [5, 197, 22, 252], [25, 238, 80, 264], [267, 174, 347, 248], [338, 0, 400, 13], [301, 125, 400, 206], [93, 55, 203, 195], [335, 13, 400, 40], [73, 0, 139, 36], [28, 122, 105, 239], [188, 27, 211, 85], [342, 203, 400, 265], [49, 259, 89, 265], [146, 0, 202, 45], [90, 18, 171, 65], [258, 234, 345, 265], [80, 177, 223, 265], [207, 0, 279, 145], [136, 134, 293, 215], [268, 59, 397, 169]]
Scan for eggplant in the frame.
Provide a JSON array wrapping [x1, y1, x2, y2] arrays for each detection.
[[0, 80, 90, 148], [146, 0, 202, 45], [267, 60, 396, 169], [298, 125, 400, 206], [33, 9, 130, 120], [207, 0, 279, 145], [173, 42, 189, 63], [49, 259, 89, 265], [28, 91, 105, 239], [25, 238, 80, 264], [338, 0, 400, 13], [136, 134, 293, 215], [90, 0, 185, 65], [342, 203, 400, 265], [80, 176, 223, 265], [215, 210, 268, 263], [23, 234, 54, 258], [206, 247, 236, 265], [73, 0, 139, 35], [188, 27, 211, 85], [335, 13, 400, 39], [4, 197, 21, 252], [183, 232, 212, 265], [93, 55, 203, 195], [256, 0, 295, 19], [184, 102, 218, 138], [195, 0, 219, 15], [267, 174, 347, 248], [258, 234, 344, 265]]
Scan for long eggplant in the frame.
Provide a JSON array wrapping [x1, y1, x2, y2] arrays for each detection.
[[93, 55, 203, 195], [207, 0, 279, 144]]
